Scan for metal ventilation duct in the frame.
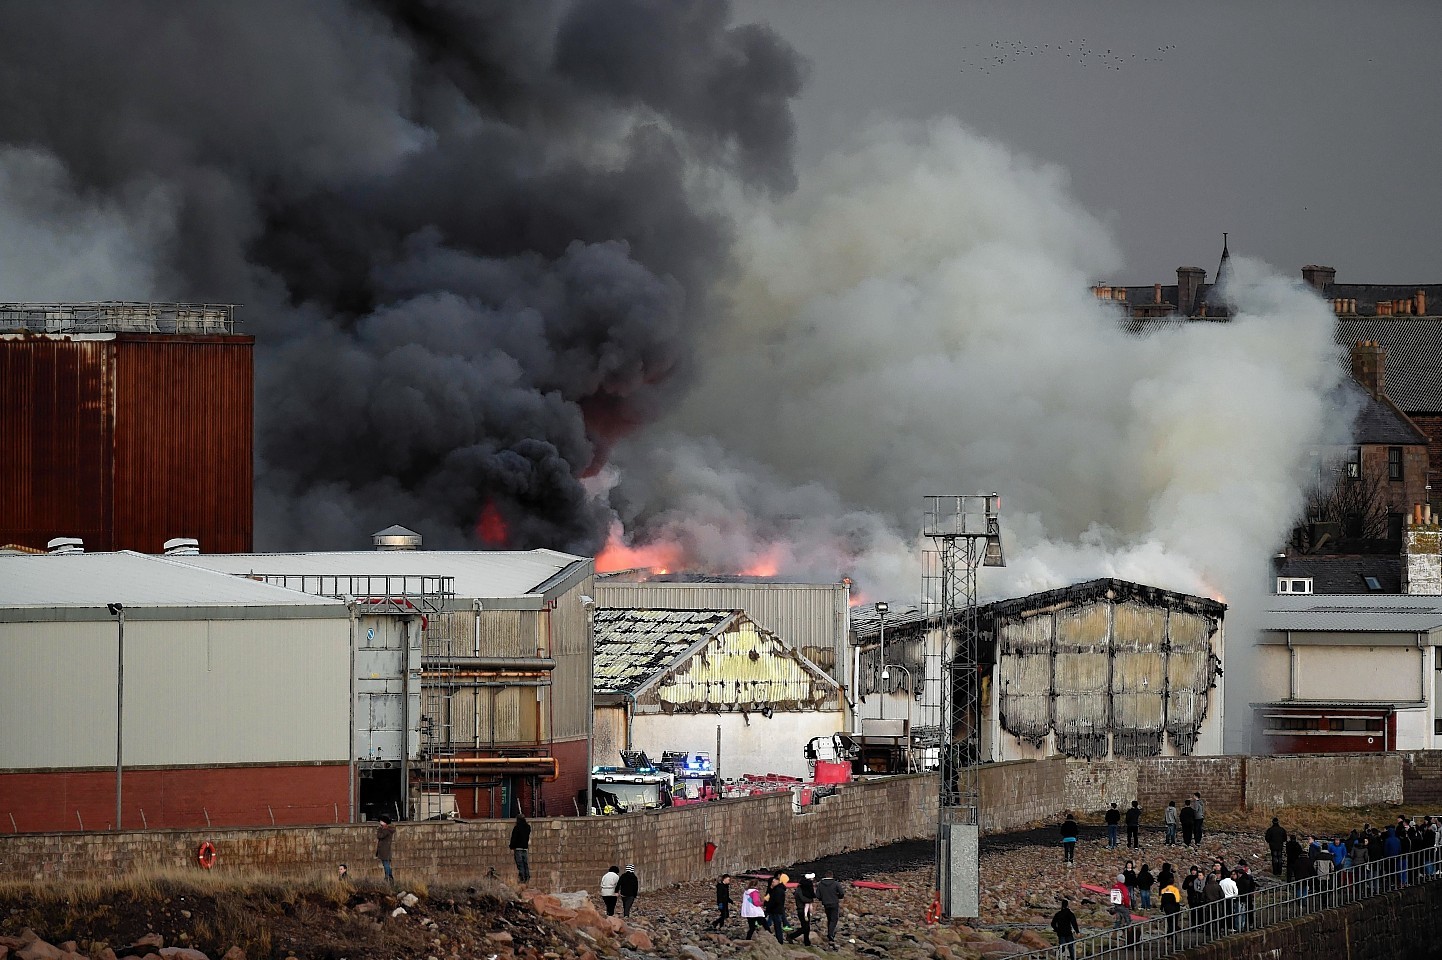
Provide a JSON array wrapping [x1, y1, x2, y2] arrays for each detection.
[[46, 537, 83, 554], [163, 537, 200, 555]]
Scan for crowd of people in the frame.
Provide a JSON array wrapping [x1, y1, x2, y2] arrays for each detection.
[[731, 869, 847, 948], [1051, 807, 1442, 956]]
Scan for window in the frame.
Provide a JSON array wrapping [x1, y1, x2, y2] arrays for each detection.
[[1364, 576, 1383, 591], [1277, 577, 1313, 594], [1389, 446, 1404, 481], [1347, 447, 1361, 479]]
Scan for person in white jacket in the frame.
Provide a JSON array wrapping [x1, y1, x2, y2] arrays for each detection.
[[739, 882, 766, 940], [599, 865, 620, 916]]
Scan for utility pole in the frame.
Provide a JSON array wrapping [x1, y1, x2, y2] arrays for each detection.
[[107, 602, 125, 831], [876, 601, 889, 721]]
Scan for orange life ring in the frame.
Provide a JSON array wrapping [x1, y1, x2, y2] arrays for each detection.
[[197, 841, 216, 869], [925, 891, 942, 925]]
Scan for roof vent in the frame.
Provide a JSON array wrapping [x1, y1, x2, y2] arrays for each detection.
[[163, 537, 200, 556], [46, 537, 84, 555], [373, 525, 422, 551]]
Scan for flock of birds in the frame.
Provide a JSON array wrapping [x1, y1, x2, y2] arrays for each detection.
[[957, 39, 1177, 73]]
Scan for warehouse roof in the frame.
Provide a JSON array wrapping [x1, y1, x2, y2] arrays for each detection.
[[0, 551, 344, 620], [1259, 594, 1442, 635], [169, 549, 588, 604], [593, 609, 736, 695]]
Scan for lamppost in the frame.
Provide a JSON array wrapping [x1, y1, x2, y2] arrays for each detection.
[[881, 663, 913, 768], [107, 602, 124, 831], [875, 602, 889, 720]]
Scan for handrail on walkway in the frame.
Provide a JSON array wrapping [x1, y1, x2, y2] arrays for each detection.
[[1020, 846, 1440, 959]]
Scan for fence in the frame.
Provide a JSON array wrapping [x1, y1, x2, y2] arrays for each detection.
[[1021, 845, 1442, 959]]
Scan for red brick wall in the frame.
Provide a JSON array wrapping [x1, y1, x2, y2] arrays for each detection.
[[1408, 413, 1442, 501], [0, 764, 348, 833], [545, 737, 589, 817]]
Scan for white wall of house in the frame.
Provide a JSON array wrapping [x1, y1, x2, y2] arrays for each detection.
[[1293, 646, 1424, 702], [629, 710, 844, 780]]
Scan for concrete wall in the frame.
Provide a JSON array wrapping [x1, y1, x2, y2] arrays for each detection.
[[0, 774, 937, 890], [1245, 753, 1405, 807], [977, 758, 1067, 832]]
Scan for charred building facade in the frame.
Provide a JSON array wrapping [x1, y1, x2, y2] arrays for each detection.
[[0, 303, 253, 554], [990, 579, 1225, 760], [851, 579, 1226, 762]]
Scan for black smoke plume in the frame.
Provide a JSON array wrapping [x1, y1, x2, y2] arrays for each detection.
[[0, 0, 804, 550]]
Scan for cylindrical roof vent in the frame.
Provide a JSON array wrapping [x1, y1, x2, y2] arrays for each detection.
[[163, 537, 200, 555], [373, 525, 422, 551], [46, 537, 84, 554]]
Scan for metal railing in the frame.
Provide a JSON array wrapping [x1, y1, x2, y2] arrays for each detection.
[[0, 301, 237, 334], [1022, 846, 1442, 959], [249, 573, 454, 615]]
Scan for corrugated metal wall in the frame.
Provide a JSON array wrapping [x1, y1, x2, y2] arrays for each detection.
[[0, 337, 112, 548], [0, 616, 350, 770], [420, 574, 593, 750], [0, 334, 253, 552], [593, 581, 848, 681]]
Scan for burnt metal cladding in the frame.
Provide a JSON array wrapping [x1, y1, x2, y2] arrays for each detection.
[[0, 304, 252, 553]]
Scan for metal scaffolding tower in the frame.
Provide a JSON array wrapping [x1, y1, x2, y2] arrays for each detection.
[[923, 494, 1003, 919]]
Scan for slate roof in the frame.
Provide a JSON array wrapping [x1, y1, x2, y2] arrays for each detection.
[[1258, 594, 1442, 635], [1335, 317, 1442, 413], [1337, 378, 1430, 445], [1275, 555, 1402, 594], [592, 608, 736, 695]]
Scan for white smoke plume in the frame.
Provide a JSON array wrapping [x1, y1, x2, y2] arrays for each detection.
[[614, 118, 1351, 608]]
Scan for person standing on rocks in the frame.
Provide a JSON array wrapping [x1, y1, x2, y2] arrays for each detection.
[[374, 816, 396, 884], [509, 813, 531, 884], [1125, 800, 1142, 849], [1159, 874, 1183, 944], [1060, 811, 1079, 866], [739, 881, 766, 939], [1264, 817, 1287, 876], [1164, 800, 1179, 846], [599, 865, 620, 916], [786, 873, 815, 945], [764, 872, 790, 944], [1192, 793, 1206, 845], [815, 870, 845, 947], [617, 864, 640, 917], [1105, 803, 1121, 849], [1179, 799, 1197, 848], [1051, 898, 1080, 960], [712, 874, 732, 930]]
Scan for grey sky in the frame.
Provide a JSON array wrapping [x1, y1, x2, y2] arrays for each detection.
[[733, 0, 1442, 285]]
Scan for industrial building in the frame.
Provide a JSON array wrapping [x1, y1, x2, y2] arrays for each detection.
[[1254, 592, 1442, 753], [852, 579, 1227, 763], [591, 608, 843, 782], [170, 537, 595, 819], [0, 551, 356, 832], [594, 576, 851, 684], [0, 303, 253, 554]]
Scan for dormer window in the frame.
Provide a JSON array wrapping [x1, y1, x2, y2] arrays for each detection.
[[1277, 577, 1313, 595]]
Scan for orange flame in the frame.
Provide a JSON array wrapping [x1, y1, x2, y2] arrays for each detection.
[[476, 501, 509, 547], [595, 523, 686, 575]]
